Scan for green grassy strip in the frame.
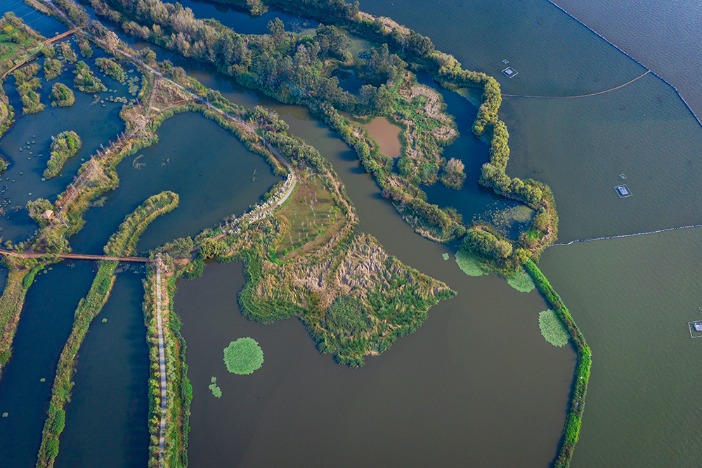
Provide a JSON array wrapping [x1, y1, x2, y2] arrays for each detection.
[[524, 260, 591, 467], [0, 262, 44, 371], [44, 130, 82, 179], [36, 192, 179, 467], [143, 266, 191, 467], [35, 260, 117, 467]]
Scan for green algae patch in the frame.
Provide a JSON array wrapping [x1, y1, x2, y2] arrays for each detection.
[[506, 269, 535, 293], [455, 250, 486, 277], [208, 377, 222, 398], [223, 338, 264, 375], [538, 310, 569, 347]]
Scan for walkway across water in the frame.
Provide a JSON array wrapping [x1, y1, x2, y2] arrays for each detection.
[[0, 248, 150, 263]]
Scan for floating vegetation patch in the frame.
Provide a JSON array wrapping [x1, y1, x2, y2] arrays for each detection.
[[538, 309, 569, 347], [223, 337, 264, 375], [455, 250, 486, 277], [208, 376, 222, 398], [506, 269, 535, 293], [442, 253, 449, 261]]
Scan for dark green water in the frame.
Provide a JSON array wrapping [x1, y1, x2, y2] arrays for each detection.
[[57, 270, 149, 468], [0, 262, 95, 467]]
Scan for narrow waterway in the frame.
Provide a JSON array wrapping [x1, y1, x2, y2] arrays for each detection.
[[0, 262, 95, 467], [57, 269, 149, 468]]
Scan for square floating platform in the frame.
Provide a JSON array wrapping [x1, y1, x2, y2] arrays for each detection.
[[689, 321, 702, 338], [502, 67, 518, 78], [614, 184, 632, 198]]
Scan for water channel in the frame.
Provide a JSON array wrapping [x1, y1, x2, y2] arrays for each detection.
[[0, 262, 95, 466]]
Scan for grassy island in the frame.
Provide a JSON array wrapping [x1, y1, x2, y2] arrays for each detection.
[[44, 130, 81, 178], [13, 63, 44, 114], [43, 57, 62, 80], [73, 60, 106, 93], [95, 57, 126, 82], [50, 82, 75, 107]]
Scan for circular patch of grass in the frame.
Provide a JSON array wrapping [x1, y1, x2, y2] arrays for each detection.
[[506, 269, 535, 293], [538, 310, 569, 347], [223, 338, 264, 375], [455, 250, 486, 277]]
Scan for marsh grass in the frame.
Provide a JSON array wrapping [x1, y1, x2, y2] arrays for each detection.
[[538, 309, 569, 347], [223, 338, 264, 375]]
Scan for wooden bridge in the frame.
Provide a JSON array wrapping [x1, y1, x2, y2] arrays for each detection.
[[0, 249, 150, 263], [1, 28, 78, 79]]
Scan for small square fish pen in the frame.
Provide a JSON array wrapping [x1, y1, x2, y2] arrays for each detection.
[[502, 67, 518, 78], [614, 184, 632, 198], [688, 321, 702, 339]]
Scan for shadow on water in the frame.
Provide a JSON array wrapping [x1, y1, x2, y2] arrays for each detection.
[[0, 262, 95, 467], [70, 111, 280, 254], [57, 269, 149, 468]]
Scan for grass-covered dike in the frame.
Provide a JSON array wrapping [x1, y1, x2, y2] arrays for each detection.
[[525, 260, 591, 467]]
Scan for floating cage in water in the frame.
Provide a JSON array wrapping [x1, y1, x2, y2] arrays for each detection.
[[688, 321, 702, 339], [502, 67, 518, 78], [614, 184, 632, 198]]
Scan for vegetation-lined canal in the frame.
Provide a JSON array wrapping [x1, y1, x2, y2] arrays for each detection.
[[0, 262, 95, 466], [57, 271, 149, 468]]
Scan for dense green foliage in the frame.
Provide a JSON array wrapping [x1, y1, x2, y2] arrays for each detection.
[[13, 63, 44, 114], [223, 337, 264, 375], [77, 37, 93, 58], [37, 260, 117, 467], [104, 191, 179, 256], [44, 57, 62, 80], [0, 265, 43, 368], [73, 60, 106, 93], [440, 157, 466, 189], [538, 309, 569, 347], [95, 57, 126, 82], [59, 42, 77, 63], [525, 260, 591, 467], [44, 130, 82, 178], [50, 82, 75, 107]]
